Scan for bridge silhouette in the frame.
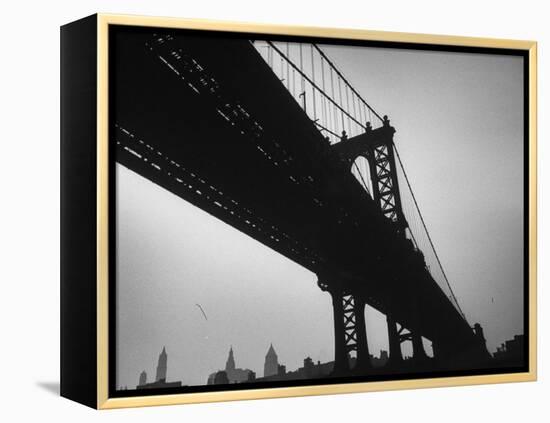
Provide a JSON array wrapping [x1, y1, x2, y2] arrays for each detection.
[[112, 28, 492, 376]]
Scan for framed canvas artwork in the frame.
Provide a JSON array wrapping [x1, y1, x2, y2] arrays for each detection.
[[60, 13, 537, 409]]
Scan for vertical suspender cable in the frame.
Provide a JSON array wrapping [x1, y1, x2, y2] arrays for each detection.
[[313, 44, 383, 124], [286, 42, 290, 90], [338, 76, 344, 132], [279, 43, 284, 82], [299, 43, 305, 112], [330, 67, 337, 135], [292, 44, 296, 98], [311, 44, 317, 121], [321, 54, 327, 134], [344, 84, 351, 135], [352, 93, 357, 133]]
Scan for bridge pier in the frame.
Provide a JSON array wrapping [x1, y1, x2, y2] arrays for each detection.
[[411, 331, 428, 362], [331, 290, 350, 375], [386, 314, 403, 367], [353, 297, 372, 373], [410, 294, 429, 363], [329, 290, 372, 375]]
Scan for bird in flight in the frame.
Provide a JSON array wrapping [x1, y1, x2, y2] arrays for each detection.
[[195, 303, 208, 320]]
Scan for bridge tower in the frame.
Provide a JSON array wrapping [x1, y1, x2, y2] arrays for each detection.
[[327, 116, 429, 370], [364, 116, 407, 235]]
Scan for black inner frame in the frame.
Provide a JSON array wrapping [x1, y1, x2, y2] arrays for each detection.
[[107, 24, 531, 398]]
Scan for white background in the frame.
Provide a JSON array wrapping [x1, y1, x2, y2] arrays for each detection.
[[0, 0, 546, 421]]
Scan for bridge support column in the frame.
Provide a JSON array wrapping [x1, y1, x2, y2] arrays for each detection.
[[330, 290, 350, 375], [411, 294, 428, 363], [412, 331, 428, 362], [386, 314, 403, 367], [353, 298, 372, 373]]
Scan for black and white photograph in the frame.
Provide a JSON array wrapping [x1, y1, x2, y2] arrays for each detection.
[[111, 26, 528, 396], [5, 0, 550, 419]]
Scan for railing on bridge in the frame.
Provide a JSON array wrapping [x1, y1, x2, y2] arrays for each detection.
[[254, 40, 467, 322]]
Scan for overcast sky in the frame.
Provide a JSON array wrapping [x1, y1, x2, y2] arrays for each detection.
[[115, 41, 524, 389]]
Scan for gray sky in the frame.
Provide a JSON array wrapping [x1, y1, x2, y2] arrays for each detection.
[[116, 43, 524, 389]]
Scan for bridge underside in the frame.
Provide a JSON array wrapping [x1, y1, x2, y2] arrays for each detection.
[[111, 27, 490, 372]]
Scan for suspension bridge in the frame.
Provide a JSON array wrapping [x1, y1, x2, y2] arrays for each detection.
[[112, 29, 492, 375]]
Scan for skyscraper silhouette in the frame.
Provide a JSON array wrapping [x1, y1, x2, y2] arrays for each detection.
[[226, 346, 236, 372], [155, 346, 167, 382], [136, 346, 182, 390], [264, 343, 279, 377], [207, 346, 255, 385]]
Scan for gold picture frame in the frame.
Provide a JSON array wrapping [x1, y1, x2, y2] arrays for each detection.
[[60, 13, 537, 409]]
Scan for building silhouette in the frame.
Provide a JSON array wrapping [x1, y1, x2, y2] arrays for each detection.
[[136, 347, 182, 390], [257, 350, 391, 383], [493, 334, 525, 367], [207, 346, 255, 385], [226, 346, 236, 372], [258, 356, 331, 382], [212, 371, 229, 385], [264, 343, 279, 377], [138, 370, 147, 386], [155, 346, 167, 382]]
